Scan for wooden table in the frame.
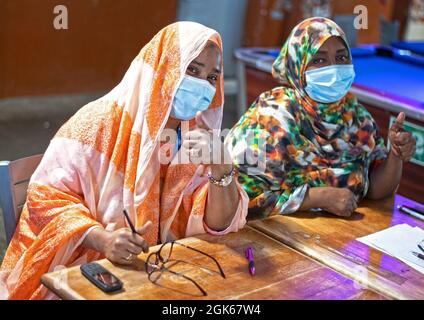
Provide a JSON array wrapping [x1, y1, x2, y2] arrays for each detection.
[[41, 226, 383, 300], [248, 195, 424, 300]]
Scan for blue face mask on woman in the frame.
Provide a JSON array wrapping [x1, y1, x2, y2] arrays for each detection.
[[170, 74, 216, 120], [304, 64, 355, 104]]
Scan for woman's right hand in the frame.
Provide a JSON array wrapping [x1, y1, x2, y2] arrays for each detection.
[[320, 187, 358, 217], [84, 221, 153, 265], [302, 187, 358, 217]]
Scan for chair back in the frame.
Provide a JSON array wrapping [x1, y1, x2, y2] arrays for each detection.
[[0, 154, 43, 245]]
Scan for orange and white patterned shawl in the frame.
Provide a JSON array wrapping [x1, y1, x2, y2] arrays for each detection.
[[0, 22, 248, 300]]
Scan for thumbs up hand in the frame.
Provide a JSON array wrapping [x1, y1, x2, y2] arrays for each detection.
[[194, 112, 211, 132], [388, 112, 416, 162], [182, 112, 233, 175], [182, 111, 213, 165]]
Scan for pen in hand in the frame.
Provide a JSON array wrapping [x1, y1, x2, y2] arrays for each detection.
[[245, 247, 255, 276], [122, 209, 152, 254], [123, 209, 138, 234]]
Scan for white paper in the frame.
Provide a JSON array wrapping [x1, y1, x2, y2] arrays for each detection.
[[357, 224, 424, 274]]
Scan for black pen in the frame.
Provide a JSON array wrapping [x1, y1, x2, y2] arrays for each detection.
[[412, 251, 424, 261], [418, 242, 424, 253], [123, 209, 138, 234], [397, 205, 424, 222]]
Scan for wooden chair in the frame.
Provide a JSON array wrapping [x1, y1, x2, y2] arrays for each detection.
[[0, 154, 43, 245]]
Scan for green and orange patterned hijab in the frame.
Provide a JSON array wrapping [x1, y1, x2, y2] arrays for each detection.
[[273, 17, 353, 119], [226, 17, 387, 217]]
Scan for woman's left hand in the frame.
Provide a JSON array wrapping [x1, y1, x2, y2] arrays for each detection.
[[388, 112, 416, 162], [184, 114, 239, 232], [183, 112, 229, 168]]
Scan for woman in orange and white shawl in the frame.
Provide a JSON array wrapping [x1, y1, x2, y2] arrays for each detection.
[[0, 21, 248, 300]]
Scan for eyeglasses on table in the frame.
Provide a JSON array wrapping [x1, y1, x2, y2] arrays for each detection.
[[145, 240, 226, 296]]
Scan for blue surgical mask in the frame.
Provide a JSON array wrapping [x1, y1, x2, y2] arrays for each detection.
[[170, 74, 216, 120], [304, 64, 355, 104]]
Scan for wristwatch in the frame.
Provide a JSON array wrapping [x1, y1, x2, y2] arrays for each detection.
[[207, 167, 236, 187]]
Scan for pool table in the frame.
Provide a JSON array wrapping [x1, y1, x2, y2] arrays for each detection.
[[392, 41, 424, 56], [234, 45, 424, 204]]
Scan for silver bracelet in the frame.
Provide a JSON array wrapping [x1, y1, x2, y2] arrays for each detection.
[[207, 167, 236, 187]]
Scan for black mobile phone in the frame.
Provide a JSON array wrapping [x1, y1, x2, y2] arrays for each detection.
[[80, 262, 123, 293]]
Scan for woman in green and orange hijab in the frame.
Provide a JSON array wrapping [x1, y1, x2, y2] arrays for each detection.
[[226, 17, 416, 218]]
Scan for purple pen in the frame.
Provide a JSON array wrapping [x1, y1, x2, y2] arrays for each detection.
[[245, 247, 255, 276]]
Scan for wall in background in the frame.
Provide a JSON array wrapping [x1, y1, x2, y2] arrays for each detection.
[[0, 0, 177, 99], [242, 0, 411, 47], [177, 0, 248, 78], [405, 0, 424, 40], [332, 0, 398, 44]]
